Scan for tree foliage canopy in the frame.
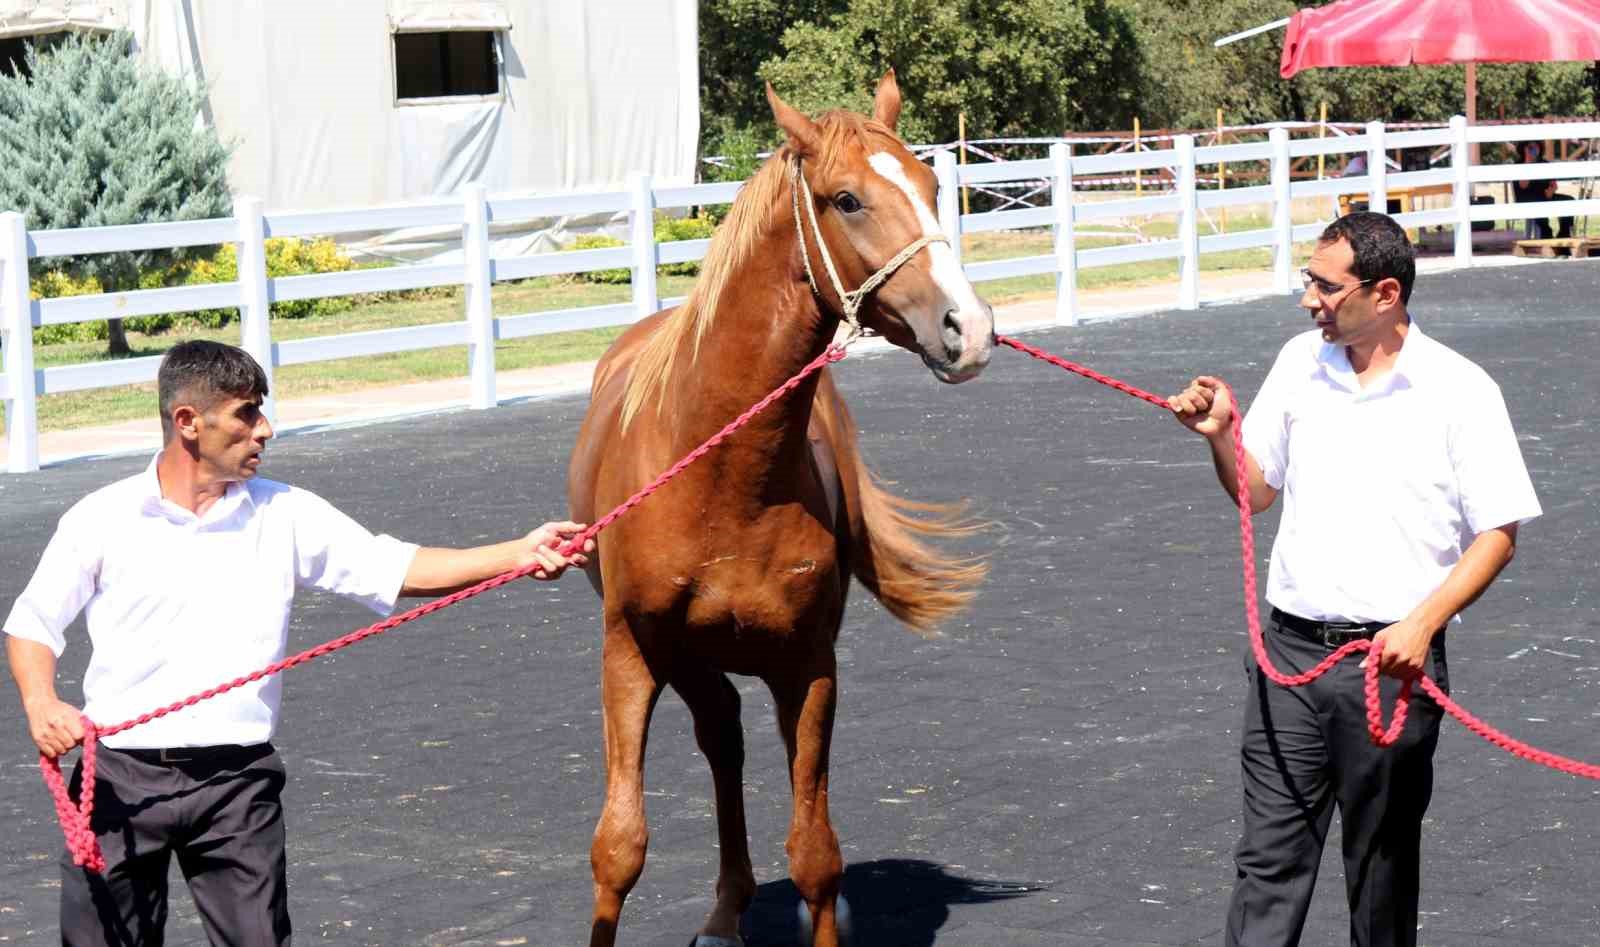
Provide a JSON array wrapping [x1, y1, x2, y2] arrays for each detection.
[[703, 0, 1139, 147]]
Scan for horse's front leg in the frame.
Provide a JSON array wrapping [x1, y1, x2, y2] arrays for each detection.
[[588, 620, 663, 947], [772, 654, 846, 947]]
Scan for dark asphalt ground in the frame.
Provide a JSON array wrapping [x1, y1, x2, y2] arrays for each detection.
[[2, 260, 1598, 946]]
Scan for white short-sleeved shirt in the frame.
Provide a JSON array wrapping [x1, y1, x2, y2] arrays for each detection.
[[3, 457, 419, 749], [1241, 323, 1541, 624]]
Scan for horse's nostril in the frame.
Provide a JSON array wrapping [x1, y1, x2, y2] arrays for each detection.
[[942, 310, 961, 338], [941, 309, 964, 361]]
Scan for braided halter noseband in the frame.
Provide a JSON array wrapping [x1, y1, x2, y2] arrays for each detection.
[[788, 154, 948, 338]]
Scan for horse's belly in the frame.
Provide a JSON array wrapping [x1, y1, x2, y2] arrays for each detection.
[[672, 562, 846, 671]]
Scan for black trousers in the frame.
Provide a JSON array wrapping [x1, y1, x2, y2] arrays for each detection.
[[1225, 614, 1448, 947], [60, 744, 292, 946]]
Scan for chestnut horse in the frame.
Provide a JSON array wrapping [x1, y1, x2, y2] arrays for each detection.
[[567, 72, 994, 947]]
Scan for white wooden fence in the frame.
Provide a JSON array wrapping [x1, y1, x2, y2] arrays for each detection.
[[4, 115, 1599, 473]]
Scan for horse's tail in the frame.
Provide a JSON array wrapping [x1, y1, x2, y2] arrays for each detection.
[[851, 467, 988, 633]]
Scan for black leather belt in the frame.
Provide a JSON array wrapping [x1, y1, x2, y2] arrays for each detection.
[[1271, 608, 1388, 647], [114, 743, 269, 765]]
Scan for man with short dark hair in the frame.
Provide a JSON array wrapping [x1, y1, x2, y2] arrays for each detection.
[[5, 340, 593, 945], [1167, 213, 1541, 946]]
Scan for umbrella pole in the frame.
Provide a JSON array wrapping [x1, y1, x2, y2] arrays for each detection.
[[1466, 62, 1479, 165]]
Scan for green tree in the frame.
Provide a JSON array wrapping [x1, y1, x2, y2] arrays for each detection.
[[700, 0, 844, 148], [759, 0, 1140, 144], [0, 32, 232, 355]]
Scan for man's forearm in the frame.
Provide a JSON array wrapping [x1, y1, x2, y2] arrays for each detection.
[[6, 634, 60, 708], [1405, 526, 1518, 634], [400, 542, 523, 597], [1206, 431, 1276, 514]]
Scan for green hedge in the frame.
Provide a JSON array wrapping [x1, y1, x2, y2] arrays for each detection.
[[570, 213, 719, 284], [29, 238, 452, 346]]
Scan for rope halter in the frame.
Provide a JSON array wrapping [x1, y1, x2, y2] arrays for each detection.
[[788, 154, 948, 339]]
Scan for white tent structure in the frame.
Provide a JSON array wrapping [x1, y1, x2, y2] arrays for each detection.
[[0, 0, 700, 252]]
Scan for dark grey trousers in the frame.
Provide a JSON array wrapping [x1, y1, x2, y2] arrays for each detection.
[[1225, 615, 1448, 947], [60, 744, 291, 946]]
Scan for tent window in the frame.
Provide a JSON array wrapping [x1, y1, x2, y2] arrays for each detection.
[[394, 30, 499, 100], [0, 32, 72, 79]]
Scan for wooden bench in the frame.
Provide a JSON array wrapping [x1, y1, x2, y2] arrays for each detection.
[[1512, 238, 1600, 259]]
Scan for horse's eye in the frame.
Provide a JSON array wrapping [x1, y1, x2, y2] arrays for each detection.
[[834, 192, 863, 214]]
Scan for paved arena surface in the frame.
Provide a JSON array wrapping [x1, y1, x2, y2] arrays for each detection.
[[3, 260, 1598, 945]]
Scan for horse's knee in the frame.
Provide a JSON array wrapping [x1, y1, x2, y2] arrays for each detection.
[[785, 825, 843, 903], [592, 814, 650, 895]]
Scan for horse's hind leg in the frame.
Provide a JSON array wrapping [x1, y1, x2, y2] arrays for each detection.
[[674, 669, 757, 944], [772, 657, 845, 947], [588, 622, 663, 947]]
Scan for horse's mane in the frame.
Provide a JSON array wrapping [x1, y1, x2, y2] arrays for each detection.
[[619, 110, 904, 430]]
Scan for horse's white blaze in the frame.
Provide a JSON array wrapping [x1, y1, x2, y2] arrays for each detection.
[[866, 151, 989, 342]]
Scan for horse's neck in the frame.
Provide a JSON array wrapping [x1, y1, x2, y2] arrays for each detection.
[[667, 226, 836, 469]]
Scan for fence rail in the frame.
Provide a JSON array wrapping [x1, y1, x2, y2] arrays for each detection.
[[5, 116, 1600, 472]]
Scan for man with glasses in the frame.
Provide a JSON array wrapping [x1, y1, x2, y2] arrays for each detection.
[[1166, 212, 1541, 946]]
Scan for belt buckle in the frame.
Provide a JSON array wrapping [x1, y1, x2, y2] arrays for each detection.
[[1325, 626, 1373, 647]]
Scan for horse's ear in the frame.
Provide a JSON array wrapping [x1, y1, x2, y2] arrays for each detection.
[[872, 68, 902, 131], [766, 82, 821, 158]]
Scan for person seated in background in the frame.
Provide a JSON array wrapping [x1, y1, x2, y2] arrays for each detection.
[[1339, 153, 1402, 215], [1512, 141, 1575, 240]]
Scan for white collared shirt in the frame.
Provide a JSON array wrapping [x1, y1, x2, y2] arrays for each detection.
[[1241, 322, 1541, 624], [3, 457, 418, 749]]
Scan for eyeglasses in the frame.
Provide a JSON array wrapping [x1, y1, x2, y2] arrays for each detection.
[[1300, 269, 1376, 298]]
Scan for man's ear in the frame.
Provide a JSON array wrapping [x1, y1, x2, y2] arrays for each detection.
[[1375, 277, 1405, 312], [172, 404, 201, 442], [766, 81, 822, 158]]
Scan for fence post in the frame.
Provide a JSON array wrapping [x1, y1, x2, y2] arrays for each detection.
[[1450, 115, 1473, 264], [1270, 127, 1294, 294], [1176, 134, 1199, 311], [1050, 142, 1077, 325], [628, 172, 658, 321], [462, 183, 496, 409], [1366, 120, 1387, 218], [234, 196, 275, 425], [933, 149, 962, 267], [2, 211, 38, 473]]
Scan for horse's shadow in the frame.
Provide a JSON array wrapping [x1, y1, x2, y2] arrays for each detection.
[[740, 858, 1040, 946]]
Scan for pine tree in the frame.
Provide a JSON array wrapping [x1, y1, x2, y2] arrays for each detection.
[[0, 32, 231, 355]]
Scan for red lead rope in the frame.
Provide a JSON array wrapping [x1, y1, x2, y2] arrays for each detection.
[[42, 342, 852, 873], [996, 333, 1600, 780]]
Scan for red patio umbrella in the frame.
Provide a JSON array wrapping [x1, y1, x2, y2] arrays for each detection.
[[1280, 0, 1600, 79], [1278, 0, 1600, 138]]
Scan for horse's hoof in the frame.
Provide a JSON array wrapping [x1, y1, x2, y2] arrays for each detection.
[[687, 937, 744, 947], [795, 893, 852, 945]]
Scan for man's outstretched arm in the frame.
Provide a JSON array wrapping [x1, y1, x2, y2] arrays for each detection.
[[400, 520, 595, 597]]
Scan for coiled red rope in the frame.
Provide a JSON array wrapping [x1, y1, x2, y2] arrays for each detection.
[[996, 333, 1600, 780], [42, 341, 852, 872]]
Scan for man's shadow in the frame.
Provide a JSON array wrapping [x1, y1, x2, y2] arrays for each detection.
[[741, 858, 1040, 946]]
